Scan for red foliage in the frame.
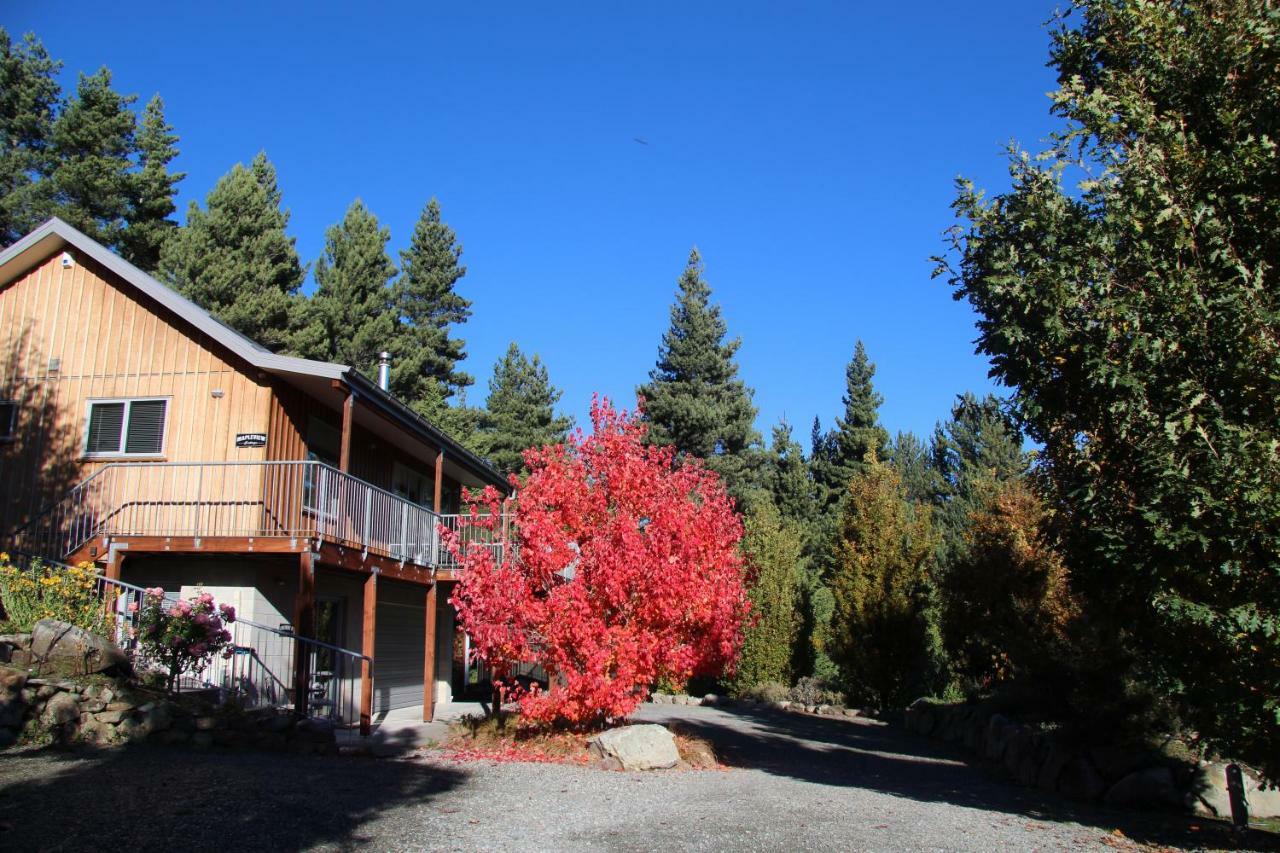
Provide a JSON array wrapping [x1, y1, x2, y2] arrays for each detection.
[[444, 396, 750, 726]]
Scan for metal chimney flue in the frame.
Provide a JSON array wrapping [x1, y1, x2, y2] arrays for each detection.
[[377, 351, 391, 390]]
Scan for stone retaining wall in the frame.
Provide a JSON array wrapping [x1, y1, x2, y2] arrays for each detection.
[[0, 633, 336, 755], [903, 698, 1278, 821]]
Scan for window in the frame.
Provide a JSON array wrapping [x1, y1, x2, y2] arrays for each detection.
[[84, 398, 168, 457], [0, 400, 14, 441]]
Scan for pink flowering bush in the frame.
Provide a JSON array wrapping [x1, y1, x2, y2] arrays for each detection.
[[134, 588, 236, 693]]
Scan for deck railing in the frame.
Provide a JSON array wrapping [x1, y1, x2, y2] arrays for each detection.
[[9, 461, 515, 569]]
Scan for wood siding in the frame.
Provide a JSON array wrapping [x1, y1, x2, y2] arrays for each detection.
[[0, 249, 273, 533]]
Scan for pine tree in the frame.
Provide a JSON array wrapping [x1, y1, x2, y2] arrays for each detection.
[[730, 501, 802, 695], [47, 68, 137, 248], [930, 393, 1025, 557], [390, 198, 473, 417], [889, 430, 939, 506], [476, 343, 572, 477], [294, 200, 398, 375], [813, 341, 889, 509], [119, 94, 183, 270], [765, 420, 815, 526], [159, 152, 305, 351], [0, 29, 61, 245], [637, 248, 762, 507]]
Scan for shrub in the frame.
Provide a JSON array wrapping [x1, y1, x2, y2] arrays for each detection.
[[0, 553, 108, 634], [788, 676, 844, 708], [741, 681, 789, 704], [729, 502, 802, 697], [134, 588, 236, 693]]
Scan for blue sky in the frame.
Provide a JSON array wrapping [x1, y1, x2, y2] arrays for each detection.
[[6, 1, 1064, 444]]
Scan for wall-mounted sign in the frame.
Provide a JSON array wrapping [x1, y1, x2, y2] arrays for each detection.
[[236, 433, 268, 448]]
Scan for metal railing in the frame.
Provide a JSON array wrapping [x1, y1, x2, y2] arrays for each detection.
[[435, 511, 512, 569]]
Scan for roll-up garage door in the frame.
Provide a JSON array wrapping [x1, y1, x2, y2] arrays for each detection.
[[374, 578, 426, 713]]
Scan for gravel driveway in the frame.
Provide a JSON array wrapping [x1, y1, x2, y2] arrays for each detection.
[[0, 704, 1269, 852]]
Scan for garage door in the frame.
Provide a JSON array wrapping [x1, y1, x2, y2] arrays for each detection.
[[374, 579, 426, 713]]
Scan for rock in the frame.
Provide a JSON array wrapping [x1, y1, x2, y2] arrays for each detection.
[[139, 702, 172, 735], [30, 620, 129, 675], [772, 700, 790, 711], [160, 729, 189, 745], [42, 691, 80, 727], [650, 693, 668, 705], [94, 709, 129, 725], [1104, 766, 1182, 810], [0, 665, 26, 695], [816, 704, 832, 716], [115, 717, 141, 742], [588, 724, 680, 771], [1001, 726, 1033, 777], [0, 728, 16, 749], [84, 700, 107, 713], [1058, 757, 1107, 802], [1192, 762, 1280, 820], [192, 731, 214, 749], [701, 694, 719, 707], [195, 716, 217, 731], [983, 714, 1016, 762], [1037, 743, 1074, 792], [106, 701, 135, 713], [843, 708, 860, 718], [35, 685, 56, 700]]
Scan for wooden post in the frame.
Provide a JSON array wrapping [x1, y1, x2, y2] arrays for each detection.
[[339, 390, 354, 473], [433, 449, 444, 512], [359, 571, 377, 736], [104, 548, 123, 581], [422, 581, 438, 722], [293, 550, 316, 717]]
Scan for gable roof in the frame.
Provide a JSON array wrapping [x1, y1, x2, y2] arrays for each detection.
[[0, 217, 507, 491]]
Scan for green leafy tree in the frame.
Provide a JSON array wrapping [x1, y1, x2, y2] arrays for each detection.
[[46, 68, 136, 248], [730, 501, 803, 695], [811, 342, 889, 510], [119, 94, 183, 270], [637, 248, 763, 508], [294, 199, 398, 374], [390, 198, 474, 418], [0, 29, 60, 245], [938, 0, 1280, 775], [159, 152, 304, 351], [475, 343, 572, 477], [828, 454, 938, 710]]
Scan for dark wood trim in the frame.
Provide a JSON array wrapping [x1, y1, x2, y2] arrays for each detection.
[[339, 390, 354, 473], [95, 536, 306, 554], [433, 449, 444, 512], [293, 550, 316, 718], [313, 541, 433, 585], [360, 572, 377, 736], [103, 549, 123, 581], [423, 581, 438, 722]]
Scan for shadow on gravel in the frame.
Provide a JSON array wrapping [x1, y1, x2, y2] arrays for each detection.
[[650, 705, 1278, 852], [0, 734, 465, 853]]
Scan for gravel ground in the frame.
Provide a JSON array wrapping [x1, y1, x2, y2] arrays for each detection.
[[0, 704, 1272, 852]]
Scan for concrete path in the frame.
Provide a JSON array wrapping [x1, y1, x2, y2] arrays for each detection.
[[0, 704, 1269, 851]]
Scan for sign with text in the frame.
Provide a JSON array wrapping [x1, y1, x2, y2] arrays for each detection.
[[236, 433, 268, 448]]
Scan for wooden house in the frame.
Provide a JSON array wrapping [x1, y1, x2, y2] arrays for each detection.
[[0, 218, 510, 731]]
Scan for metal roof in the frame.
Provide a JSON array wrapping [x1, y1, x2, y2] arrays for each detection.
[[0, 217, 508, 491]]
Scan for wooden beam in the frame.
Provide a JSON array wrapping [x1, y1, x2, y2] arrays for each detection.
[[293, 550, 316, 718], [339, 389, 354, 473], [423, 581, 438, 722], [92, 536, 305, 555], [433, 449, 444, 512], [360, 572, 377, 736]]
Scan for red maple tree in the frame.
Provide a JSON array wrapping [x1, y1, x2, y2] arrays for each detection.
[[444, 396, 750, 726]]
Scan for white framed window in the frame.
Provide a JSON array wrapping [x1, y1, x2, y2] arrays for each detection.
[[0, 400, 15, 442], [83, 397, 169, 458]]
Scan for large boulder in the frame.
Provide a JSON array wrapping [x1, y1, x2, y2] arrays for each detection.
[[588, 724, 680, 771], [30, 620, 129, 675], [1057, 757, 1107, 802], [1103, 766, 1183, 810]]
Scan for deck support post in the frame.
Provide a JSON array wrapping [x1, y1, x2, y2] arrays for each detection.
[[423, 580, 438, 722], [339, 389, 354, 473], [104, 546, 124, 581], [433, 449, 444, 513], [293, 549, 316, 718], [360, 572, 377, 736]]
